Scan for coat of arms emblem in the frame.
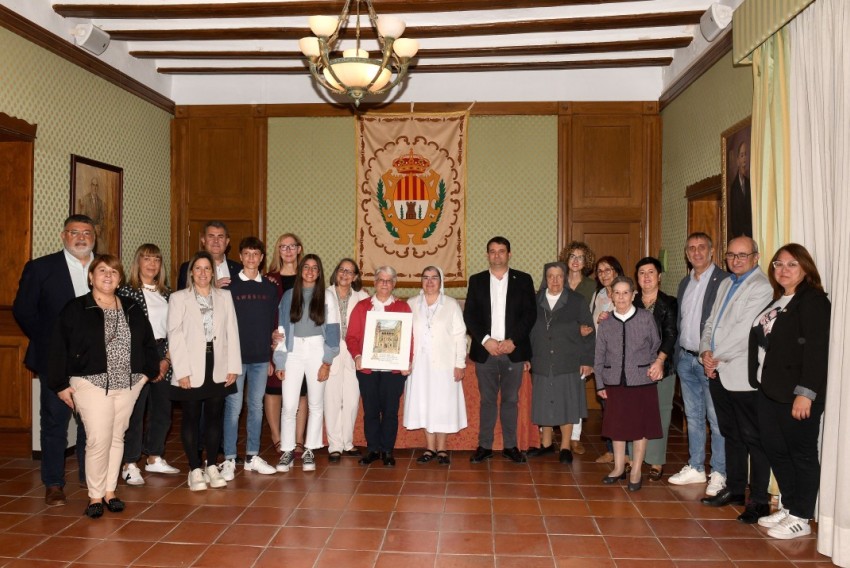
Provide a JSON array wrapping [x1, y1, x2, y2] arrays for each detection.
[[376, 149, 445, 245]]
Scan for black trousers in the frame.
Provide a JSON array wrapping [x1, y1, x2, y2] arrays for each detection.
[[357, 370, 406, 453], [708, 378, 770, 504], [758, 390, 824, 519]]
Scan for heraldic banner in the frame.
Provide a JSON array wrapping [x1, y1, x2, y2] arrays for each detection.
[[355, 111, 467, 287]]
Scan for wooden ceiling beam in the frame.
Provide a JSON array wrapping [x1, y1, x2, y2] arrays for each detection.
[[157, 57, 672, 74], [131, 36, 691, 59], [54, 0, 644, 19], [107, 11, 702, 41]]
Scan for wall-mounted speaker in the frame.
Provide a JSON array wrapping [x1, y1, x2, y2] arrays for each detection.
[[73, 23, 110, 55], [700, 3, 733, 42]]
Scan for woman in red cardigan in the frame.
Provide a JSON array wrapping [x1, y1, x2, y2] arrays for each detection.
[[346, 265, 412, 467]]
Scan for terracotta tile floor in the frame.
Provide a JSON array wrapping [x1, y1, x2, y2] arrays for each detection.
[[0, 410, 831, 567]]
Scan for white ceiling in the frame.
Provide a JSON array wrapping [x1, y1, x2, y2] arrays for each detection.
[[4, 0, 742, 106]]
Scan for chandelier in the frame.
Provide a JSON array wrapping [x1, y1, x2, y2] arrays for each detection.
[[299, 0, 419, 107]]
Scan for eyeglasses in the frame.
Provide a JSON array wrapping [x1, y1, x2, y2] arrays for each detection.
[[375, 278, 394, 285], [568, 254, 585, 261], [338, 268, 355, 275], [66, 230, 94, 238], [725, 252, 756, 261], [422, 275, 440, 281], [772, 260, 800, 269], [302, 265, 320, 273], [596, 268, 614, 275], [279, 244, 300, 251]]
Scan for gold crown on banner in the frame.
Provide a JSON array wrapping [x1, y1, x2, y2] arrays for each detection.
[[393, 149, 430, 174]]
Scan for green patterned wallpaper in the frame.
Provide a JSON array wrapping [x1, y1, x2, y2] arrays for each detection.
[[267, 115, 558, 298], [660, 52, 754, 293], [0, 27, 172, 272]]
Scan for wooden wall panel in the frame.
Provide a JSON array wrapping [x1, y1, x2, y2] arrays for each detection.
[[171, 110, 267, 281], [0, 115, 35, 457]]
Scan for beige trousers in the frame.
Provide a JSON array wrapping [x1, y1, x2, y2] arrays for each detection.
[[70, 377, 144, 500]]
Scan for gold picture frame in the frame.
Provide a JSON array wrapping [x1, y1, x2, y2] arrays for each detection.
[[70, 155, 123, 256]]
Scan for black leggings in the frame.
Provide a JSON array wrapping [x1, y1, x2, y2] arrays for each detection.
[[181, 396, 225, 471]]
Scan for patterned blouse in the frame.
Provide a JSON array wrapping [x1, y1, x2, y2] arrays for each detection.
[[84, 308, 145, 391]]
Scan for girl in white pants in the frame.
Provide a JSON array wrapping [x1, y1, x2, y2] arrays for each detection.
[[273, 254, 340, 472]]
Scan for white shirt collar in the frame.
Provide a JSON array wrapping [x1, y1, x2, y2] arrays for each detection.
[[238, 270, 263, 282]]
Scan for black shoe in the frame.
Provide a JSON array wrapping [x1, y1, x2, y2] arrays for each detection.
[[628, 477, 642, 492], [416, 450, 436, 464], [437, 451, 451, 466], [526, 444, 556, 458], [84, 502, 104, 519], [342, 448, 361, 457], [502, 447, 527, 463], [737, 502, 770, 524], [359, 451, 381, 466], [381, 452, 396, 467], [602, 472, 627, 484], [701, 488, 747, 507], [470, 446, 494, 464], [558, 449, 573, 464], [328, 452, 341, 464], [102, 497, 125, 513]]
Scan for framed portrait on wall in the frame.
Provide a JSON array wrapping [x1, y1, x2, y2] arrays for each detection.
[[70, 155, 123, 256], [360, 311, 413, 371], [721, 117, 752, 245]]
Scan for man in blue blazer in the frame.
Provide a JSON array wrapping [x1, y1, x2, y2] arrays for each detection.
[[177, 220, 242, 290], [464, 236, 536, 464], [13, 215, 96, 506], [669, 232, 730, 496]]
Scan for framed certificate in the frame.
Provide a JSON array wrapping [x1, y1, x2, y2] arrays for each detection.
[[361, 311, 413, 371]]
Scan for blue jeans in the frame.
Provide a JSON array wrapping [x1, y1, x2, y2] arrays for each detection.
[[223, 362, 268, 459], [676, 351, 725, 475]]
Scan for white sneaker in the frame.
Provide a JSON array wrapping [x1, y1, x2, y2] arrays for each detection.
[[188, 468, 207, 491], [759, 507, 790, 528], [206, 464, 227, 488], [122, 463, 145, 486], [706, 471, 727, 496], [245, 455, 276, 475], [767, 514, 811, 539], [667, 465, 707, 485], [276, 451, 294, 472], [145, 457, 180, 474], [219, 459, 236, 481], [302, 449, 316, 472]]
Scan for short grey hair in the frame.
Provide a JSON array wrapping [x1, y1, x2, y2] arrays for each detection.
[[611, 275, 635, 293], [374, 265, 397, 282], [728, 236, 759, 254]]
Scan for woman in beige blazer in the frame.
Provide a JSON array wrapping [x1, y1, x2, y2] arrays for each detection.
[[168, 251, 242, 491]]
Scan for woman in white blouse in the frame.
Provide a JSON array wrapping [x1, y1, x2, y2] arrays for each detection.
[[117, 244, 179, 486]]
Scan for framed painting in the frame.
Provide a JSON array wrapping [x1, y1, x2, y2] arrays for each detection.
[[70, 155, 123, 256], [360, 311, 413, 371], [721, 116, 752, 245]]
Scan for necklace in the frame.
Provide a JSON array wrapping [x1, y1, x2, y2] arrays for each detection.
[[142, 283, 157, 292], [425, 299, 439, 329]]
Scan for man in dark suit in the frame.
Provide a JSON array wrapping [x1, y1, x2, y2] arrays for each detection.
[[463, 236, 536, 463], [668, 232, 730, 496], [177, 220, 242, 289], [728, 140, 752, 238], [13, 215, 96, 506]]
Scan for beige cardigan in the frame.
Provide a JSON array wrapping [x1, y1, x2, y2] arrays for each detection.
[[167, 287, 242, 387]]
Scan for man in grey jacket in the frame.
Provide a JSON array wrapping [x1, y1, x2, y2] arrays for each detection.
[[698, 236, 773, 524], [668, 233, 729, 496]]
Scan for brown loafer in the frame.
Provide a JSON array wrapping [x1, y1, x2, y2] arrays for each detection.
[[570, 440, 586, 455], [594, 452, 614, 464], [45, 485, 67, 507], [648, 466, 664, 481]]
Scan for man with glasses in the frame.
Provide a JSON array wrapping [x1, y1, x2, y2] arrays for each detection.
[[698, 236, 773, 524], [668, 233, 729, 495], [177, 221, 242, 290], [464, 236, 536, 464], [13, 215, 96, 506]]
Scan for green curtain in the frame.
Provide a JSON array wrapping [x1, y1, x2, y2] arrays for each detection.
[[751, 27, 791, 262]]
